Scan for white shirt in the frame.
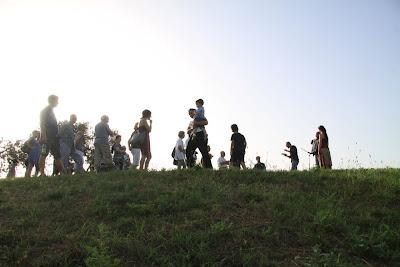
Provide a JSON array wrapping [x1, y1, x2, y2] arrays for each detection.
[[174, 138, 186, 160], [217, 156, 228, 169], [187, 121, 194, 135]]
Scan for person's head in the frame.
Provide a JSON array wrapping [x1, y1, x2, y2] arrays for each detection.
[[188, 108, 196, 118], [315, 131, 320, 138], [70, 114, 77, 124], [256, 156, 261, 162], [318, 125, 327, 134], [78, 123, 87, 132], [220, 151, 225, 157], [101, 115, 109, 123], [318, 125, 328, 140], [142, 109, 152, 119], [32, 130, 40, 138], [178, 131, 185, 139], [195, 99, 204, 108], [231, 124, 239, 133], [48, 95, 59, 108], [286, 142, 291, 148], [115, 135, 121, 143]]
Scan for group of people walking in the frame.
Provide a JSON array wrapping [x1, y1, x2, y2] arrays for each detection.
[[21, 95, 332, 177]]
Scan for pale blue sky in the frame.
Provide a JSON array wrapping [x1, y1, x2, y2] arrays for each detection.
[[0, 0, 399, 170]]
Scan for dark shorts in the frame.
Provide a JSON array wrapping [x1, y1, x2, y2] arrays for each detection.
[[42, 137, 61, 160], [230, 151, 245, 167]]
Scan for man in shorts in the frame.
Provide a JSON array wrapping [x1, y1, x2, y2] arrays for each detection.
[[59, 114, 84, 174], [230, 124, 247, 169], [94, 115, 114, 172], [282, 142, 299, 170], [39, 95, 64, 176]]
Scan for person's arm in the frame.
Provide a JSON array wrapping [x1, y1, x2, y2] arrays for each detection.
[[39, 109, 47, 143], [178, 144, 184, 152], [193, 119, 208, 127], [289, 147, 295, 159], [140, 119, 152, 132], [106, 125, 114, 136], [318, 133, 323, 152], [26, 137, 35, 149], [114, 145, 124, 154], [230, 140, 234, 156]]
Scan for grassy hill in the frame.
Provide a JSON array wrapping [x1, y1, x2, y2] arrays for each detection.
[[0, 169, 399, 267]]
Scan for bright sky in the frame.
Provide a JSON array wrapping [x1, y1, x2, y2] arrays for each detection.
[[0, 0, 399, 170]]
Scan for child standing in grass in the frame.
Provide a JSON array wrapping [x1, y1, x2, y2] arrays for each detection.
[[174, 131, 186, 169]]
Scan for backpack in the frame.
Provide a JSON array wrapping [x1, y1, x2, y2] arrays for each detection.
[[21, 141, 32, 154], [171, 147, 176, 158], [129, 131, 146, 149], [111, 144, 115, 154]]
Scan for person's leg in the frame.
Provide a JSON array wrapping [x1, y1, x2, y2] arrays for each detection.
[[25, 163, 33, 178], [71, 149, 84, 173], [240, 152, 246, 169], [186, 138, 196, 168], [131, 149, 140, 169], [144, 153, 151, 170], [50, 139, 65, 174], [94, 143, 102, 171], [39, 149, 48, 176], [231, 153, 240, 169], [291, 160, 298, 171], [196, 132, 211, 168], [101, 143, 113, 168], [177, 160, 184, 170], [59, 142, 71, 173], [54, 159, 65, 174], [315, 155, 320, 168], [233, 160, 240, 168], [114, 159, 123, 170], [140, 147, 146, 170], [319, 151, 326, 169], [241, 162, 247, 170], [139, 156, 146, 170]]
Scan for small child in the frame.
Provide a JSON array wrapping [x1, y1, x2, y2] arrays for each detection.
[[193, 99, 207, 137], [217, 151, 229, 170], [195, 99, 206, 121], [174, 131, 186, 169], [121, 146, 131, 170]]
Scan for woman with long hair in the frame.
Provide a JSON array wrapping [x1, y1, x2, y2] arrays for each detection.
[[318, 125, 332, 169], [139, 110, 152, 170]]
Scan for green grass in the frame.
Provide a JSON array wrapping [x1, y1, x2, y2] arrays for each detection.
[[0, 169, 399, 266]]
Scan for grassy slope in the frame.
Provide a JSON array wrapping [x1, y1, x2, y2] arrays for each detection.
[[0, 169, 399, 267]]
